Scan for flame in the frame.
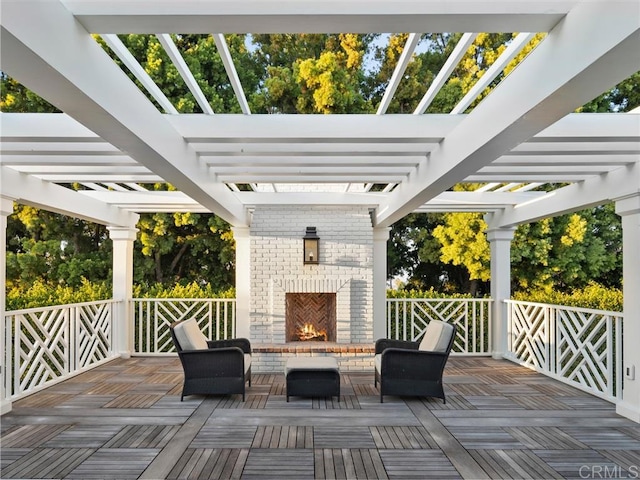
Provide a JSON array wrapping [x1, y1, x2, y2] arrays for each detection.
[[297, 323, 327, 341]]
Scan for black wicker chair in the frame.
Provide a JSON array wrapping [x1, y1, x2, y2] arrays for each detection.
[[374, 320, 456, 403], [170, 319, 252, 401]]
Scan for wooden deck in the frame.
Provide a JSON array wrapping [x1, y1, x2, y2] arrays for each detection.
[[2, 357, 639, 479]]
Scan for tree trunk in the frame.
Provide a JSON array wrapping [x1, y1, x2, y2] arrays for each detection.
[[154, 251, 163, 283]]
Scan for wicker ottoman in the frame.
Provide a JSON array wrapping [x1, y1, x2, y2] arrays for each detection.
[[285, 357, 340, 402]]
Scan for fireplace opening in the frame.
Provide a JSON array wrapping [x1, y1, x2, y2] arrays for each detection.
[[285, 293, 336, 342]]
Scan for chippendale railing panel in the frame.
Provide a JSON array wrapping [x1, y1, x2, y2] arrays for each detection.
[[4, 300, 116, 400], [133, 298, 236, 354], [385, 298, 492, 355], [506, 300, 622, 402], [506, 301, 550, 371]]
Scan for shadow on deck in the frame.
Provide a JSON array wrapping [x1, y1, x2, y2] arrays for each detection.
[[2, 357, 639, 479]]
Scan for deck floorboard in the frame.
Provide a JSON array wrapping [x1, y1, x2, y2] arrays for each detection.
[[2, 357, 639, 479]]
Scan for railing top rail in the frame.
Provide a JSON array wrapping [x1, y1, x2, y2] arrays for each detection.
[[6, 299, 118, 316], [386, 298, 491, 303], [132, 297, 236, 302], [504, 299, 622, 318]]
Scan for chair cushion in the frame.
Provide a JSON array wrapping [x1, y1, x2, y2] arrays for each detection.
[[374, 354, 382, 373], [418, 320, 454, 353], [173, 318, 209, 350], [244, 354, 252, 374]]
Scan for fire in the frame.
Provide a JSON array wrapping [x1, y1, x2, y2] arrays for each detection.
[[297, 323, 327, 341]]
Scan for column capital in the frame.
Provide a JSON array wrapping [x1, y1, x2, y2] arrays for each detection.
[[486, 227, 516, 242], [107, 226, 138, 241], [1, 195, 16, 217], [231, 226, 251, 239], [615, 193, 640, 217], [373, 226, 391, 241]]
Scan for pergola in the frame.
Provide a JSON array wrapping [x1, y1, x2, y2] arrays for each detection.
[[1, 0, 639, 421]]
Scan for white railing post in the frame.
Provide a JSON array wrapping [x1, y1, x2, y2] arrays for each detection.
[[108, 226, 138, 358], [486, 225, 516, 359], [615, 194, 640, 422], [1, 195, 15, 414], [232, 227, 251, 339], [547, 305, 554, 375], [607, 316, 614, 400], [373, 227, 391, 342]]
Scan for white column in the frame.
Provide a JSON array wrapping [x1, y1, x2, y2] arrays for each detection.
[[232, 227, 251, 340], [1, 196, 15, 415], [486, 226, 515, 359], [107, 226, 137, 358], [373, 227, 391, 341], [616, 194, 640, 423]]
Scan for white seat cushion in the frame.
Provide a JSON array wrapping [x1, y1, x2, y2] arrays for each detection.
[[244, 354, 252, 374], [173, 318, 209, 350], [418, 320, 454, 353], [374, 354, 382, 373]]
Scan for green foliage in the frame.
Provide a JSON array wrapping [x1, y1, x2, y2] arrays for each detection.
[[134, 207, 235, 289], [133, 282, 235, 299], [387, 288, 474, 299], [432, 212, 490, 282], [512, 283, 622, 312], [6, 279, 111, 311], [0, 76, 59, 112], [6, 280, 235, 311], [6, 205, 112, 289]]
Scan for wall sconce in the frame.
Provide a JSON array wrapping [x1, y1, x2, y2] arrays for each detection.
[[303, 227, 319, 264]]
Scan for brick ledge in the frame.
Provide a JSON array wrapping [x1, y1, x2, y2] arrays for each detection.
[[253, 342, 375, 353]]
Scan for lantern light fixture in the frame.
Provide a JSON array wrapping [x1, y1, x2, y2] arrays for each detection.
[[303, 226, 319, 264]]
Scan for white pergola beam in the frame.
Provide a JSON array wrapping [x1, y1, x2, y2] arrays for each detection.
[[156, 34, 214, 115], [213, 34, 251, 115], [414, 32, 478, 115], [10, 165, 151, 175], [0, 155, 137, 166], [489, 162, 640, 228], [195, 143, 439, 155], [69, 188, 550, 214], [451, 32, 536, 114], [202, 156, 424, 166], [33, 174, 163, 182], [1, 166, 138, 227], [376, 1, 640, 227], [212, 166, 412, 175], [171, 114, 460, 142], [101, 34, 178, 114], [66, 0, 572, 34], [493, 155, 638, 166], [377, 33, 421, 115], [218, 175, 408, 183], [4, 111, 636, 144], [1, 0, 247, 226]]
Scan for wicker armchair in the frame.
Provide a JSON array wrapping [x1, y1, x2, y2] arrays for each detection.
[[374, 320, 455, 403], [170, 319, 252, 401]]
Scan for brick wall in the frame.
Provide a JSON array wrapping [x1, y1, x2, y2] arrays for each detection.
[[250, 206, 374, 346]]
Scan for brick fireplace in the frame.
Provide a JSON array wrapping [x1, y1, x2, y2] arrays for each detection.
[[246, 205, 376, 372], [285, 293, 336, 342]]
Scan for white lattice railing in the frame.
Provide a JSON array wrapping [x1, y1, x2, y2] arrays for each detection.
[[505, 300, 623, 402], [4, 300, 117, 400], [385, 298, 492, 355], [133, 298, 236, 354]]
